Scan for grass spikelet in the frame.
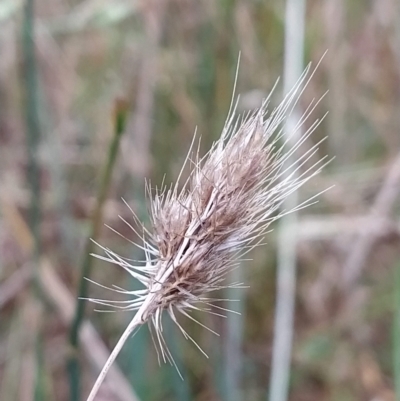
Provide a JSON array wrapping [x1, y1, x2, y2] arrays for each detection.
[[86, 62, 327, 401]]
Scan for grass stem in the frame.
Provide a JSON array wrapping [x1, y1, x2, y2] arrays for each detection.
[[22, 0, 41, 270], [68, 99, 128, 401], [394, 261, 400, 401], [268, 1, 306, 401]]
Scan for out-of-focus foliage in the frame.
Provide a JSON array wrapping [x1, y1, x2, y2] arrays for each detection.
[[0, 1, 399, 401]]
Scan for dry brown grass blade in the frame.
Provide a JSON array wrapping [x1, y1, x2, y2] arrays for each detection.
[[342, 152, 400, 288], [0, 264, 32, 308], [1, 194, 35, 251], [297, 215, 400, 241]]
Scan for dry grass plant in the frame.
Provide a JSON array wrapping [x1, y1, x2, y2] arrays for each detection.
[[85, 60, 328, 401]]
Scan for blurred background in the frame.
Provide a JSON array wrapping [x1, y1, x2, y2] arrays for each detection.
[[1, 0, 400, 401]]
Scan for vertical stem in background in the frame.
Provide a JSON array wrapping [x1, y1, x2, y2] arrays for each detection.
[[34, 319, 46, 400], [394, 262, 400, 401], [22, 4, 45, 400], [324, 0, 346, 163], [268, 1, 306, 401], [164, 316, 191, 401], [19, 300, 43, 401], [393, 4, 400, 400], [67, 101, 128, 401], [22, 0, 41, 268], [224, 264, 244, 401]]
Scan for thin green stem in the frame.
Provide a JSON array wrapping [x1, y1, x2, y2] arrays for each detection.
[[22, 0, 41, 267], [22, 5, 44, 398], [394, 261, 400, 401], [35, 335, 46, 401], [68, 100, 128, 401]]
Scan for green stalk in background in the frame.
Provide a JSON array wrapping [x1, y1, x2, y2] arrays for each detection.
[[224, 264, 244, 401], [22, 2, 46, 399], [22, 0, 41, 267], [394, 261, 400, 401], [35, 336, 46, 400], [68, 99, 128, 401]]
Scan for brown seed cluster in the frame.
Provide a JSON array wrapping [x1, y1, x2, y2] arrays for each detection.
[[149, 114, 270, 309]]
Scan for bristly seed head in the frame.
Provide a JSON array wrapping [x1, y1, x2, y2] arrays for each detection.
[[86, 62, 328, 397]]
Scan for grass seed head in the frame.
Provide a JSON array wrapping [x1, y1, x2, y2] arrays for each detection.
[[86, 62, 327, 400]]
